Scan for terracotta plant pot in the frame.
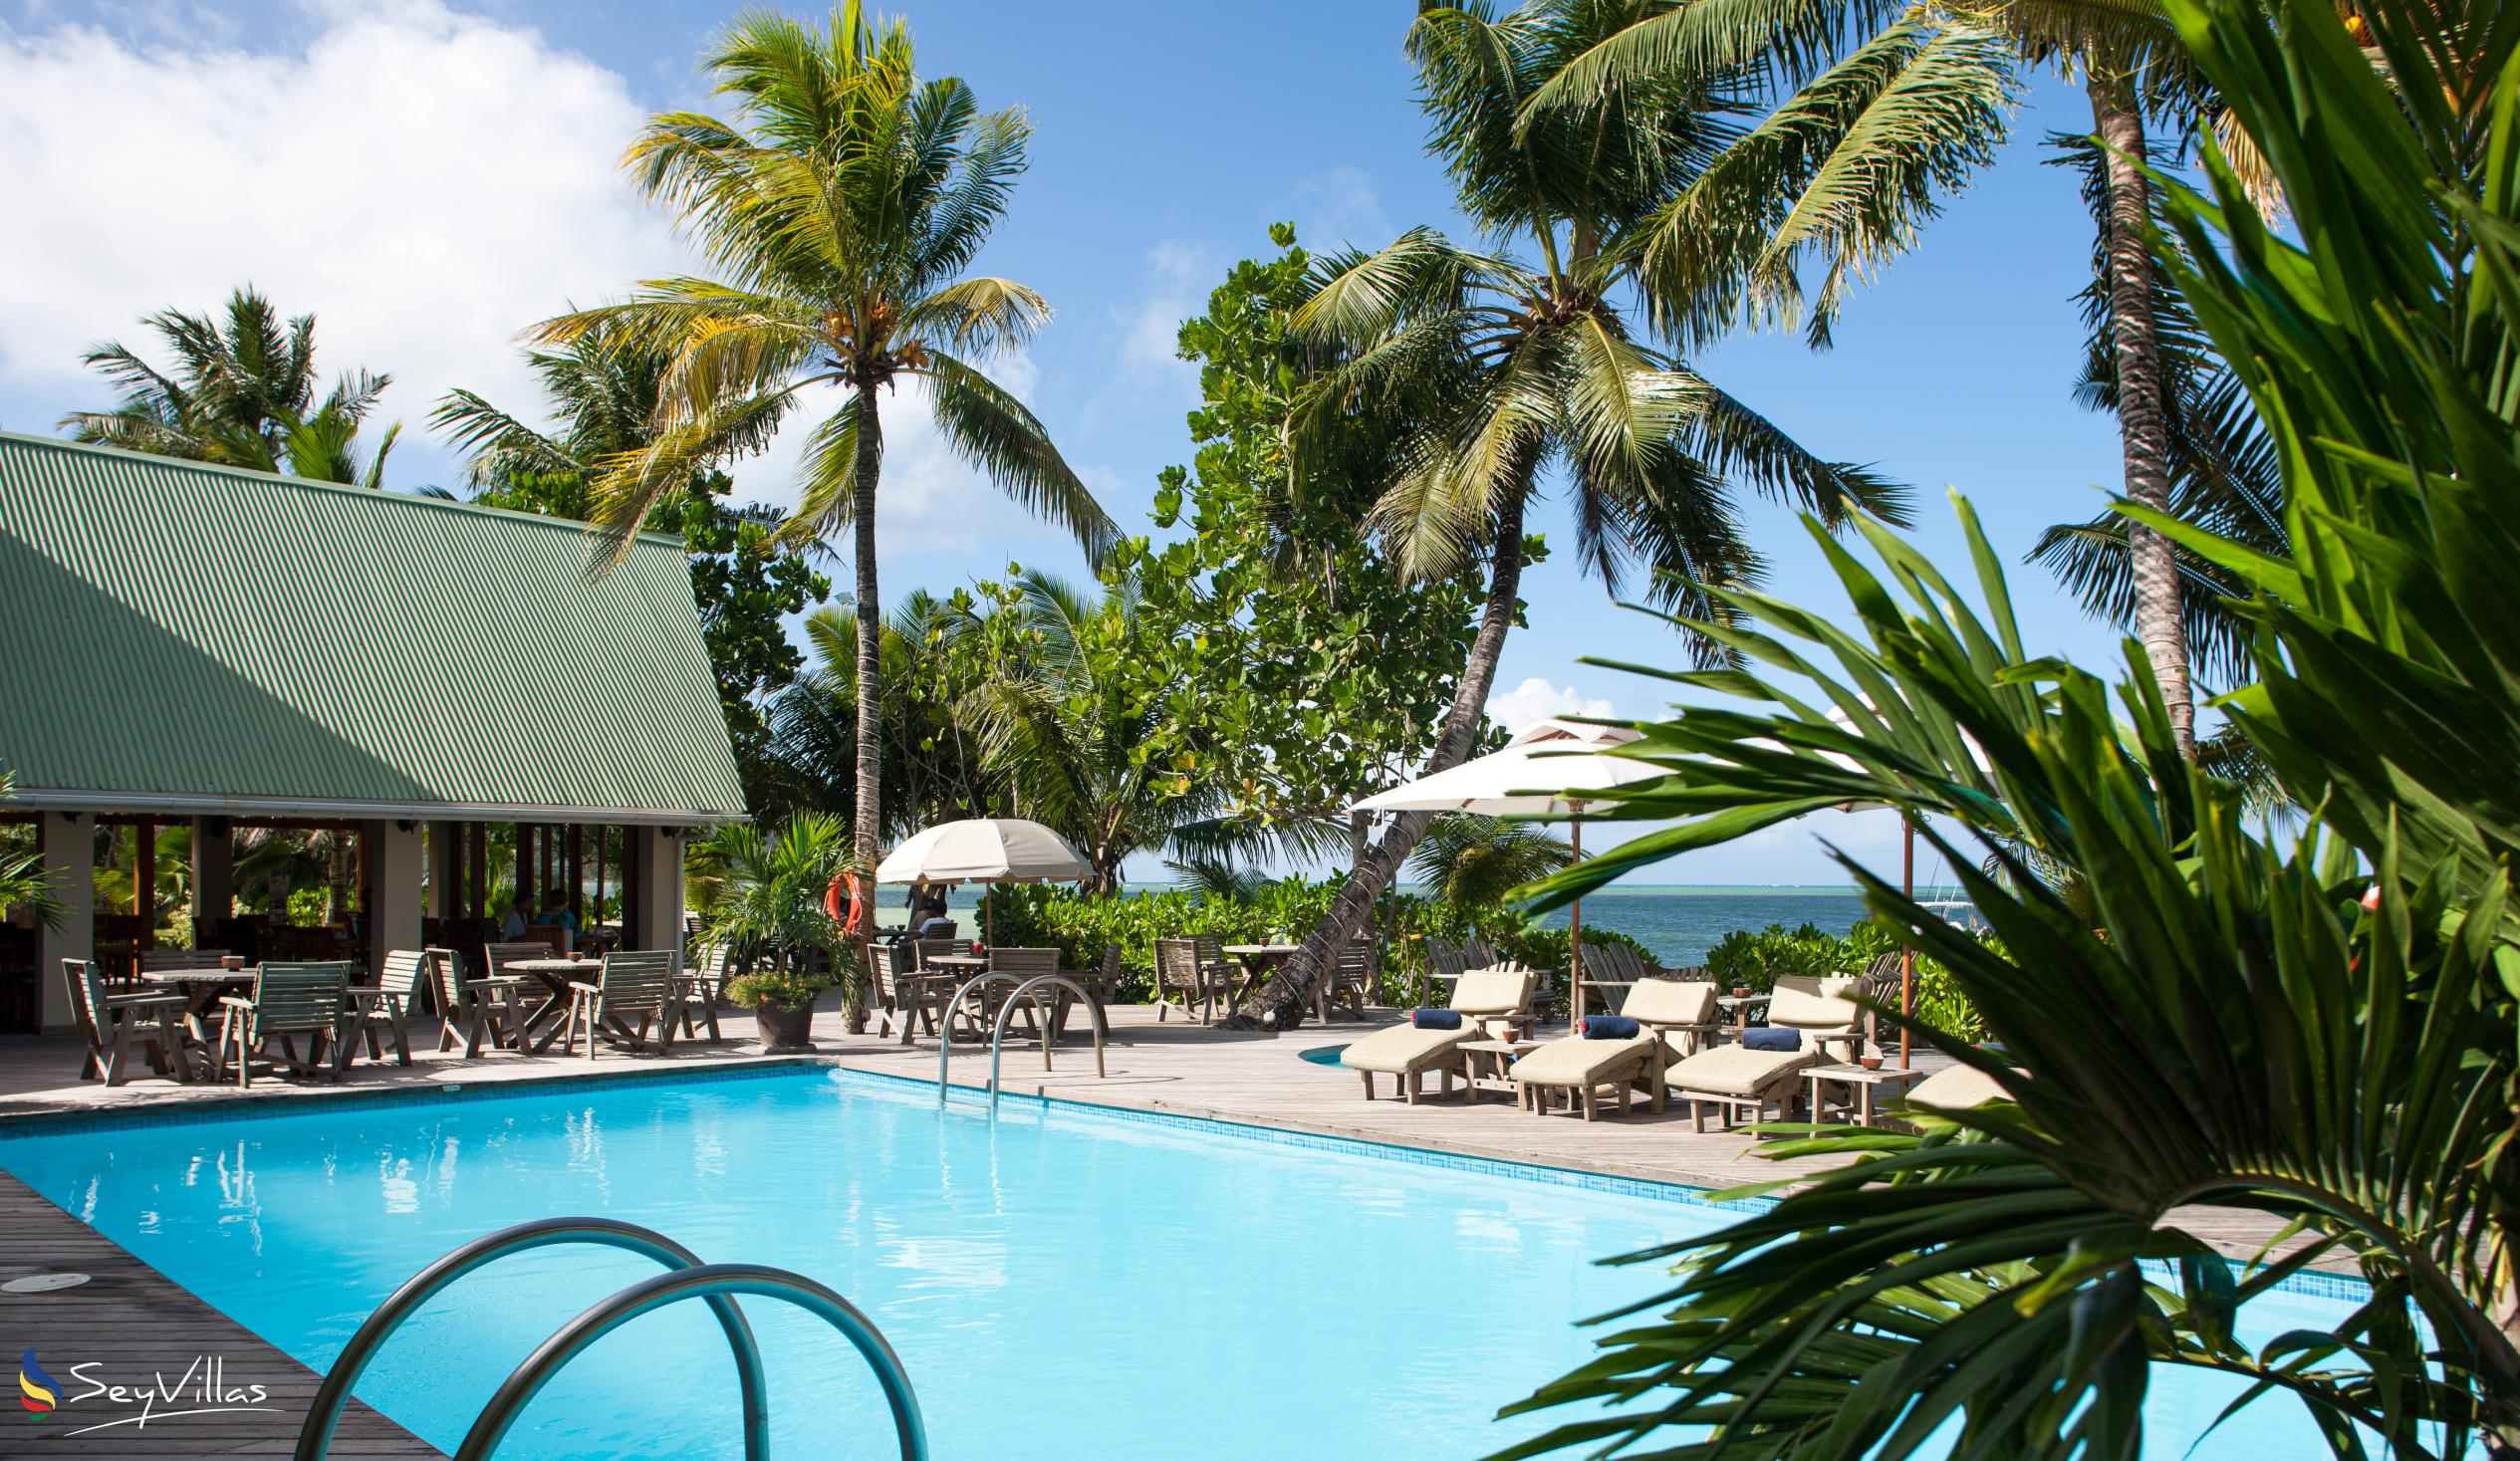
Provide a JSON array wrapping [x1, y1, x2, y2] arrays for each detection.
[[757, 1001, 818, 1054]]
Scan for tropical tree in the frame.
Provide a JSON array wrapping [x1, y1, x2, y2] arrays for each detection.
[[953, 569, 1230, 891], [699, 812, 856, 1020], [1527, 0, 2218, 756], [434, 324, 830, 797], [540, 3, 1113, 875], [63, 287, 400, 486], [1498, 1, 2520, 1454], [761, 595, 1001, 832], [1248, 0, 1901, 1028], [1407, 815, 1573, 908]]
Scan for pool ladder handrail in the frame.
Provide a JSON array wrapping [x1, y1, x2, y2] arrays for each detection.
[[293, 1216, 925, 1461], [937, 972, 1109, 1110]]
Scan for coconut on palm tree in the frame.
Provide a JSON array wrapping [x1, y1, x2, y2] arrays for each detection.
[[64, 286, 400, 486], [1246, 0, 1902, 1028], [542, 3, 1113, 873]]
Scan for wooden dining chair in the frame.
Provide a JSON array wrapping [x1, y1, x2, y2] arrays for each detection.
[[345, 949, 424, 1067], [62, 957, 188, 1086], [426, 946, 527, 1057], [213, 961, 354, 1089], [561, 950, 677, 1061]]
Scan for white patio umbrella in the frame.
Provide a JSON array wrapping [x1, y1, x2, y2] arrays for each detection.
[[1353, 719, 1669, 1020], [876, 818, 1094, 942]]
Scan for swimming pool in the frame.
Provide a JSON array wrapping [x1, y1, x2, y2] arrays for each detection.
[[0, 1069, 2367, 1458]]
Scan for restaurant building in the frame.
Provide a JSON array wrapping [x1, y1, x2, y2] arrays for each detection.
[[0, 430, 748, 1031]]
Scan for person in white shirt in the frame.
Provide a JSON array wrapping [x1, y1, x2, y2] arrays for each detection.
[[500, 896, 530, 941]]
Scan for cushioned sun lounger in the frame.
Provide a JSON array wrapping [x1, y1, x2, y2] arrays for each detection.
[[1507, 1029, 1663, 1120], [1899, 1063, 2012, 1111], [1342, 966, 1535, 1102], [1664, 1045, 1819, 1131]]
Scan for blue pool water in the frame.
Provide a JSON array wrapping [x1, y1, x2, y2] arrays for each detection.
[[0, 1070, 2364, 1458]]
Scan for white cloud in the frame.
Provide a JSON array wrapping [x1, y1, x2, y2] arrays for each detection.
[[1486, 677, 1617, 734], [0, 3, 681, 483], [1290, 164, 1392, 252]]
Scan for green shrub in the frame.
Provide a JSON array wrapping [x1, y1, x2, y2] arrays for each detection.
[[725, 969, 833, 1011]]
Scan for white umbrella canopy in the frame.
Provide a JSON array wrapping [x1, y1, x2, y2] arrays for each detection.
[[875, 818, 1093, 885], [1353, 719, 1665, 1020], [1351, 719, 1666, 816]]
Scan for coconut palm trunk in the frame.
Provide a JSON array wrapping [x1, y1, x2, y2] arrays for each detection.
[[851, 388, 886, 871], [1235, 499, 1527, 1030], [2091, 75, 2195, 759]]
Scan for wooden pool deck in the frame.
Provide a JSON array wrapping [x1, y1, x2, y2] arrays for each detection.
[[0, 996, 2336, 1457]]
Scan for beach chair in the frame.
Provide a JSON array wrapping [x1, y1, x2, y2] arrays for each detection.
[[560, 949, 678, 1061], [1314, 940, 1373, 1023], [1341, 966, 1537, 1102], [62, 957, 188, 1086], [1152, 937, 1228, 1023], [1663, 1044, 1822, 1131], [1767, 975, 1868, 1062], [1899, 1063, 2014, 1113], [344, 949, 424, 1067], [213, 961, 354, 1089], [426, 945, 527, 1057], [676, 944, 729, 1042], [1506, 977, 1725, 1119], [1627, 975, 1725, 1057]]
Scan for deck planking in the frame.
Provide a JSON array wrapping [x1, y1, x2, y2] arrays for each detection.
[[0, 1169, 440, 1458]]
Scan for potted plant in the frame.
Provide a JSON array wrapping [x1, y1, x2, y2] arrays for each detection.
[[727, 968, 833, 1053], [699, 813, 854, 1045]]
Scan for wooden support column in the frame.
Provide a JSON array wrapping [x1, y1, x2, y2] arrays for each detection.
[[37, 813, 94, 1032], [191, 816, 233, 936], [428, 822, 461, 919], [133, 820, 155, 952], [625, 826, 684, 954], [593, 828, 608, 928], [516, 825, 536, 915], [566, 824, 584, 924], [468, 823, 488, 920]]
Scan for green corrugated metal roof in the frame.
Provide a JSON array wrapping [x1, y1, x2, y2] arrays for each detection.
[[0, 430, 747, 822]]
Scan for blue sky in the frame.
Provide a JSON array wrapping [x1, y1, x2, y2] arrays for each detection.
[[0, 1, 2139, 888]]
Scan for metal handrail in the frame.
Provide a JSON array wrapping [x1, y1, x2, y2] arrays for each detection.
[[293, 1217, 767, 1461], [987, 974, 1108, 1111], [937, 971, 1029, 1107], [453, 1263, 926, 1461]]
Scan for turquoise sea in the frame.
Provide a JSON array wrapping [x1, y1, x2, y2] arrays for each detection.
[[912, 881, 1898, 968]]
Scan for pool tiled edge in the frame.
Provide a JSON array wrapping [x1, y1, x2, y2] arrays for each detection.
[[0, 1058, 2377, 1310]]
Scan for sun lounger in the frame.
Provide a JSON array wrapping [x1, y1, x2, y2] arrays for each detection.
[[1900, 1063, 2012, 1111], [1765, 975, 1867, 1062], [1508, 1026, 1663, 1119], [1664, 1044, 1820, 1131], [1342, 966, 1536, 1102]]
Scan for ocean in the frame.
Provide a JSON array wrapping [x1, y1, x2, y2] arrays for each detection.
[[1519, 884, 1879, 966], [910, 882, 1888, 969]]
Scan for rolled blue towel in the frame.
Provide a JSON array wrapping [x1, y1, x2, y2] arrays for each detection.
[[1742, 1027, 1801, 1052], [1411, 1008, 1463, 1030], [1578, 1016, 1640, 1040]]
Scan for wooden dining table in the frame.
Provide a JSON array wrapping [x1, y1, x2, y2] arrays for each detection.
[[1222, 943, 1301, 1000], [140, 967, 257, 1045], [503, 957, 605, 1052]]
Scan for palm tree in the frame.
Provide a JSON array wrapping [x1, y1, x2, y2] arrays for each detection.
[[1407, 814, 1573, 908], [1246, 0, 1902, 1029], [960, 570, 1227, 892], [539, 4, 1113, 872], [431, 320, 675, 505], [1528, 0, 2212, 756], [64, 286, 400, 486]]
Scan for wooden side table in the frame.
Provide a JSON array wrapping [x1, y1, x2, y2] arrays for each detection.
[[1805, 1063, 1929, 1126], [1460, 1038, 1542, 1102]]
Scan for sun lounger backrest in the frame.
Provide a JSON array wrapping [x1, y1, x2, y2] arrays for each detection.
[[1904, 1064, 2012, 1109], [1621, 977, 1718, 1026], [1768, 975, 1861, 1031], [1451, 965, 1532, 1016], [250, 961, 352, 1038]]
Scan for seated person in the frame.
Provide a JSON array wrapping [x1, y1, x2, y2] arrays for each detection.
[[500, 895, 531, 941], [531, 889, 581, 949]]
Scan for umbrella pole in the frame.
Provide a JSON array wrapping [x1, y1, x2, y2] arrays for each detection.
[[1569, 816, 1584, 1027], [1900, 817, 1913, 1071]]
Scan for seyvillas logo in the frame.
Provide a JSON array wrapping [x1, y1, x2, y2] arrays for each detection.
[[13, 1351, 277, 1435], [17, 1350, 56, 1413]]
